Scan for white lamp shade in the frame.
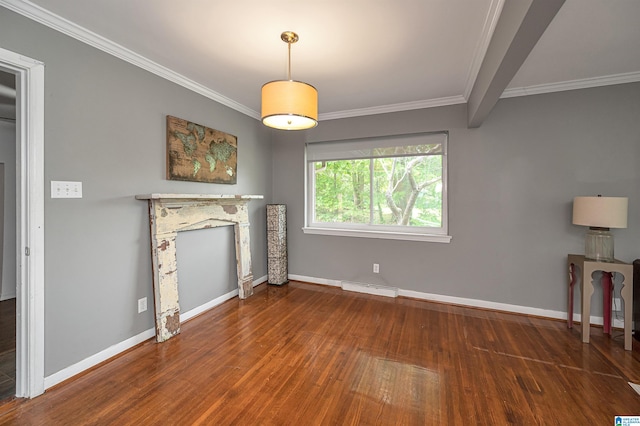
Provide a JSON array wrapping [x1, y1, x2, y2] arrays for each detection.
[[262, 80, 318, 130], [572, 196, 628, 228]]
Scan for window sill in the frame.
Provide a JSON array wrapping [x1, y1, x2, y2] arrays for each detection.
[[302, 227, 452, 243]]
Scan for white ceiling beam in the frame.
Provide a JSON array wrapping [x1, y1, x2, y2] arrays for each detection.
[[467, 0, 565, 128]]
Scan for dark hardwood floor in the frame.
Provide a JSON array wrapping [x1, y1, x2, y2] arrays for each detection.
[[0, 299, 15, 403], [0, 281, 639, 424]]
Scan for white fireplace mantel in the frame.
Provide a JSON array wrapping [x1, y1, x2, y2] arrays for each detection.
[[137, 193, 263, 342]]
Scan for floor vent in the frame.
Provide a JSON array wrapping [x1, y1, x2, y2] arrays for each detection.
[[341, 281, 399, 298]]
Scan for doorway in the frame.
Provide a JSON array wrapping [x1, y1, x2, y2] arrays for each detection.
[[0, 47, 45, 399], [0, 69, 17, 400]]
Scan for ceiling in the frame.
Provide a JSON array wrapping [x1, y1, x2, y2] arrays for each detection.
[[1, 0, 639, 122]]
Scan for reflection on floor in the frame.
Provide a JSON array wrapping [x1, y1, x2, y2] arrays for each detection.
[[0, 299, 15, 402]]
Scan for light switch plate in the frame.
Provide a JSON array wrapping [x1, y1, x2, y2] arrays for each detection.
[[51, 181, 82, 198]]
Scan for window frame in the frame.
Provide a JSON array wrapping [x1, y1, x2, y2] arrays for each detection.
[[303, 132, 451, 243]]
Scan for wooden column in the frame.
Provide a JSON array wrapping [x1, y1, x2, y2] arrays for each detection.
[[137, 194, 263, 342]]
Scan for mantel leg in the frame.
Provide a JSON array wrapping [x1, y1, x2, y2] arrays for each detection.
[[150, 232, 181, 342], [234, 222, 254, 299]]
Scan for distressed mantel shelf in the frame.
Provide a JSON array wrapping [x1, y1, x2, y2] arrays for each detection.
[[136, 193, 263, 342]]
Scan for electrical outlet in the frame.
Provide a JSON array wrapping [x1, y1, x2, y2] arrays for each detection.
[[138, 297, 147, 313], [373, 263, 379, 274]]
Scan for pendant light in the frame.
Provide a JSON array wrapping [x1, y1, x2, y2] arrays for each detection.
[[261, 31, 318, 130]]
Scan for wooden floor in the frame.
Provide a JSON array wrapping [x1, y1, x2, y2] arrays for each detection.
[[0, 281, 639, 424], [0, 299, 15, 403]]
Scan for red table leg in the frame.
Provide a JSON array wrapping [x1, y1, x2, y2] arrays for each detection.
[[602, 272, 613, 334], [568, 263, 575, 329]]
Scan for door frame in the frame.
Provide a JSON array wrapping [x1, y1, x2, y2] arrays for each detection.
[[0, 47, 45, 398]]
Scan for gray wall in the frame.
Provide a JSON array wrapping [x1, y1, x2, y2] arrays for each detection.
[[0, 119, 16, 301], [1, 7, 272, 376], [3, 4, 639, 381], [273, 83, 640, 315]]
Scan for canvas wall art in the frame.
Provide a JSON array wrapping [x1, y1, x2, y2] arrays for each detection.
[[166, 115, 237, 184]]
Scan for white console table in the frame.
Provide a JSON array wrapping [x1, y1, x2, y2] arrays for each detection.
[[567, 254, 634, 351]]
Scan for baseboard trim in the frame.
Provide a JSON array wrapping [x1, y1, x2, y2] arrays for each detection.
[[290, 274, 608, 325], [44, 273, 608, 390], [180, 275, 267, 323], [43, 327, 156, 390], [43, 275, 268, 390], [399, 288, 568, 320], [254, 275, 268, 286], [179, 289, 239, 323], [0, 292, 16, 301]]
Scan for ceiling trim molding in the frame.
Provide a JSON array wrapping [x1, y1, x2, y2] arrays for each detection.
[[501, 71, 640, 99], [3, 0, 637, 123], [463, 0, 505, 101], [0, 0, 260, 120], [319, 95, 467, 121]]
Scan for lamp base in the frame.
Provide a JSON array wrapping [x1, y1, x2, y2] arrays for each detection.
[[585, 227, 614, 262]]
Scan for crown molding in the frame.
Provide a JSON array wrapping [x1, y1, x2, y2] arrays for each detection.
[[502, 71, 640, 99], [4, 0, 638, 123], [0, 0, 260, 120], [318, 95, 467, 121]]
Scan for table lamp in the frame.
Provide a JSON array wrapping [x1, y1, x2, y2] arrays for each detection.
[[572, 195, 628, 262]]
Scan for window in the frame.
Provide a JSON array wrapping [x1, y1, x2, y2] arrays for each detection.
[[304, 132, 450, 242]]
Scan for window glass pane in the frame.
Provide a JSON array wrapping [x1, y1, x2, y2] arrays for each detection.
[[306, 131, 448, 239], [313, 160, 371, 224], [372, 155, 442, 227]]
